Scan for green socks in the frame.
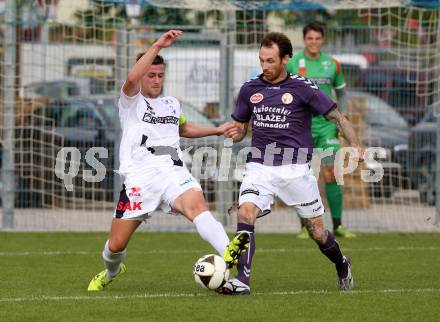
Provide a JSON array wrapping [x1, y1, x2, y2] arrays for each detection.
[[325, 182, 343, 220]]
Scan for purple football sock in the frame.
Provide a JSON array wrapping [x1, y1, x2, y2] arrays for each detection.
[[236, 223, 255, 286], [318, 231, 347, 277]]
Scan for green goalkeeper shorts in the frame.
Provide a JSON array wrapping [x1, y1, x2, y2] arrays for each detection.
[[312, 116, 341, 167]]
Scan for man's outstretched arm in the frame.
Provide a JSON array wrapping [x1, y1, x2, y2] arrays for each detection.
[[223, 120, 249, 142], [123, 30, 182, 97], [179, 121, 235, 138], [325, 107, 363, 160]]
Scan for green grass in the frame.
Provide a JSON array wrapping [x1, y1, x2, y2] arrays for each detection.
[[1, 232, 440, 321]]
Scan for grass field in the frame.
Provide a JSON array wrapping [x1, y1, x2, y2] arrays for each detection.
[[1, 232, 440, 321]]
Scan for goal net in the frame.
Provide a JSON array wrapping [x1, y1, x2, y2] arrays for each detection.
[[1, 0, 439, 232]]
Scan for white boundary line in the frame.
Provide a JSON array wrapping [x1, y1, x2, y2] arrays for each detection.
[[0, 246, 439, 256], [0, 288, 439, 303]]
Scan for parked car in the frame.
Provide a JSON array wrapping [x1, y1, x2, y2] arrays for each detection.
[[21, 77, 113, 100], [18, 96, 118, 203], [346, 91, 410, 197], [407, 107, 437, 205], [357, 64, 426, 126]]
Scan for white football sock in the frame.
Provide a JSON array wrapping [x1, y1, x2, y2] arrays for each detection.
[[102, 240, 126, 279], [193, 211, 229, 255]]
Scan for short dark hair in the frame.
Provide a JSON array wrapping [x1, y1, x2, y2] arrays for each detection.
[[303, 22, 324, 38], [136, 53, 165, 66], [260, 32, 293, 59]]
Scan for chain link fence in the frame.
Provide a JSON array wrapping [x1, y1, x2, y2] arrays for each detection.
[[1, 0, 439, 232]]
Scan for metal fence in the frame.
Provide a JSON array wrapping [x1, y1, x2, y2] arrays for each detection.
[[1, 0, 439, 232]]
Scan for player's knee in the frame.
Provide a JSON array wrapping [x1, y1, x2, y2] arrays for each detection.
[[322, 166, 336, 183], [183, 203, 208, 219], [237, 204, 257, 225], [108, 239, 127, 253], [174, 190, 208, 219]]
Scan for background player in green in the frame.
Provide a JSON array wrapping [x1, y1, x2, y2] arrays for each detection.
[[286, 22, 356, 238]]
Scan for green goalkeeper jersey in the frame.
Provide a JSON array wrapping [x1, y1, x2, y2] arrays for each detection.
[[286, 51, 345, 128], [286, 51, 345, 100]]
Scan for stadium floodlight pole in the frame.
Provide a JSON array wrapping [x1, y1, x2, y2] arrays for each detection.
[[2, 0, 17, 229]]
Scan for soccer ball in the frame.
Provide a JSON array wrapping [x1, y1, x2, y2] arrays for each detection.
[[193, 254, 230, 290]]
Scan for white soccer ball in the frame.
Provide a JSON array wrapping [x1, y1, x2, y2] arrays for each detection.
[[193, 254, 230, 290]]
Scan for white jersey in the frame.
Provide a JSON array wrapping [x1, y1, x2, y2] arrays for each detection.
[[118, 88, 185, 176]]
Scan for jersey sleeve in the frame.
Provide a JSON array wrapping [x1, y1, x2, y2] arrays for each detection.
[[332, 57, 346, 89], [308, 89, 337, 115], [170, 96, 185, 125], [119, 82, 140, 110], [297, 79, 336, 115], [118, 84, 140, 127], [231, 84, 252, 122]]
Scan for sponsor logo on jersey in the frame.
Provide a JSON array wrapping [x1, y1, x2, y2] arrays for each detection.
[[253, 105, 291, 116], [116, 201, 143, 211], [250, 93, 264, 104], [252, 104, 291, 129], [309, 77, 331, 85], [281, 93, 293, 104], [142, 113, 179, 125], [128, 187, 141, 197], [255, 113, 287, 123]]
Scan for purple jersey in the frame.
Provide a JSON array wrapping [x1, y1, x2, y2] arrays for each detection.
[[232, 74, 336, 165]]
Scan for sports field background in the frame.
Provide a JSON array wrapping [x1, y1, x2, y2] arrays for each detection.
[[1, 1, 440, 321], [2, 0, 440, 234], [1, 232, 439, 321]]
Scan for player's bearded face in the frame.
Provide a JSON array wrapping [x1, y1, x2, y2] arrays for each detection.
[[304, 30, 323, 56], [259, 45, 287, 83], [141, 64, 165, 98]]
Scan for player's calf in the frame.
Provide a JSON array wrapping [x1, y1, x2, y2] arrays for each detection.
[[303, 216, 326, 243], [316, 230, 353, 289], [193, 211, 230, 255]]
